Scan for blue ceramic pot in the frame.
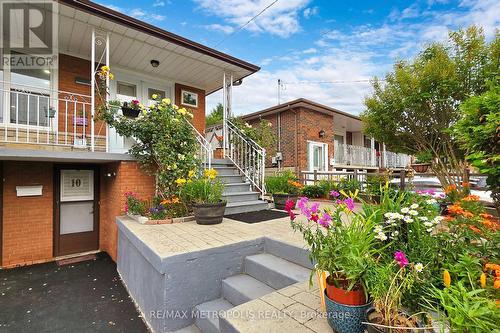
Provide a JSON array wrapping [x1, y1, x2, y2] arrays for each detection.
[[324, 290, 371, 333]]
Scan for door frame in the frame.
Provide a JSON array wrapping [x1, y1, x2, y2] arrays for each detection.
[[0, 162, 3, 265], [53, 164, 100, 257], [307, 141, 328, 172]]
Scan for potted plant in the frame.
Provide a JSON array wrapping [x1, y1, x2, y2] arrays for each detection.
[[214, 135, 224, 159], [121, 100, 142, 118], [288, 197, 376, 333], [179, 168, 226, 225], [365, 254, 422, 333], [124, 191, 148, 224], [265, 170, 302, 210], [411, 151, 432, 173]]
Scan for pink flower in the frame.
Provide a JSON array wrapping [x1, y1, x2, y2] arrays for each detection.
[[343, 198, 355, 211], [131, 100, 140, 105], [310, 202, 320, 214], [394, 251, 409, 268], [318, 213, 331, 228], [330, 190, 340, 198], [285, 199, 295, 213], [288, 211, 296, 221], [310, 214, 319, 222], [297, 197, 308, 210]]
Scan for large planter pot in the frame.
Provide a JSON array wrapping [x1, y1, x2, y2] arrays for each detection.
[[192, 201, 226, 225], [411, 163, 431, 173], [326, 276, 367, 306], [272, 193, 298, 210], [366, 308, 421, 333], [325, 290, 371, 333], [121, 106, 140, 118], [214, 147, 224, 159]]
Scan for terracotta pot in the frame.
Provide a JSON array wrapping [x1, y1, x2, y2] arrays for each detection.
[[214, 148, 224, 159], [272, 193, 298, 210], [411, 163, 430, 173], [326, 276, 367, 306], [192, 201, 226, 225]]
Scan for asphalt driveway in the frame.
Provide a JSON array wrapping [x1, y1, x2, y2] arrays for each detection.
[[0, 253, 149, 333]]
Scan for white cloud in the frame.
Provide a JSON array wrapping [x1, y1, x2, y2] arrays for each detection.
[[153, 1, 166, 7], [204, 24, 235, 34], [207, 0, 500, 116], [193, 0, 311, 37], [103, 4, 165, 22], [303, 6, 319, 19]]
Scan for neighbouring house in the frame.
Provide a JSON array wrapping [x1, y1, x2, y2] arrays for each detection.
[[233, 98, 411, 175], [0, 0, 259, 268]]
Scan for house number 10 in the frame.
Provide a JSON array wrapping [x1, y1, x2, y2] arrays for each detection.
[[71, 178, 82, 188]]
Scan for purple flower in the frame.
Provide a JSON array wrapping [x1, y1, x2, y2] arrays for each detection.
[[297, 197, 309, 210], [318, 213, 331, 228], [330, 190, 340, 198], [394, 251, 409, 268], [310, 202, 320, 214], [343, 198, 355, 211]]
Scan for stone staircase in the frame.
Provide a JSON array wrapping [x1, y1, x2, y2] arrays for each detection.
[[211, 159, 268, 215], [183, 252, 311, 333]]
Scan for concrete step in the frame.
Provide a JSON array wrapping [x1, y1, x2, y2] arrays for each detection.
[[222, 274, 275, 306], [208, 159, 233, 167], [225, 200, 269, 215], [222, 191, 260, 203], [223, 183, 252, 194], [264, 238, 314, 270], [193, 298, 233, 333], [245, 253, 311, 290], [213, 166, 239, 176], [172, 325, 202, 333], [217, 175, 245, 184]]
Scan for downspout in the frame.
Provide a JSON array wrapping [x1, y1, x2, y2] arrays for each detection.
[[277, 112, 281, 170], [294, 109, 299, 175]]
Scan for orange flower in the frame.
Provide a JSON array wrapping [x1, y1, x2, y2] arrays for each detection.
[[468, 225, 482, 234], [287, 180, 303, 188], [462, 211, 474, 218], [444, 184, 457, 194], [448, 204, 465, 215], [495, 279, 500, 289], [443, 270, 451, 288], [480, 273, 487, 288], [461, 182, 470, 188], [485, 263, 500, 271], [480, 213, 494, 219], [463, 194, 480, 201]]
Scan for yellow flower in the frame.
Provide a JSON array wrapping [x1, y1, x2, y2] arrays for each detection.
[[175, 178, 187, 186], [173, 104, 179, 110], [162, 98, 171, 105], [187, 112, 194, 119], [152, 94, 158, 100], [443, 270, 451, 288], [101, 65, 109, 72], [188, 170, 195, 178], [178, 108, 187, 115], [108, 73, 114, 80], [480, 273, 486, 288], [204, 168, 218, 179]]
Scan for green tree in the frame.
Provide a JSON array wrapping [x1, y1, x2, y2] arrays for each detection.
[[454, 84, 500, 212], [206, 103, 223, 127], [362, 26, 499, 187]]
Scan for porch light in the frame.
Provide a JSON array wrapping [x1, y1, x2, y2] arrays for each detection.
[[150, 59, 160, 68], [319, 129, 325, 138]]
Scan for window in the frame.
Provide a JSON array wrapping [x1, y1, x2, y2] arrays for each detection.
[[147, 88, 166, 106], [334, 134, 344, 145], [116, 82, 137, 100]]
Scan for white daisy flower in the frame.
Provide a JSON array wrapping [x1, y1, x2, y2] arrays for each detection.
[[374, 225, 383, 233], [375, 232, 388, 241], [426, 228, 433, 232], [410, 204, 419, 209], [414, 263, 424, 272], [419, 217, 428, 221], [424, 221, 434, 227], [403, 216, 414, 223], [401, 207, 410, 214], [409, 210, 419, 216], [426, 199, 437, 204]]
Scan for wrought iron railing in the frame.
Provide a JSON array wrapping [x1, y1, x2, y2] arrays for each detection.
[[226, 120, 266, 196], [0, 83, 106, 151], [185, 120, 212, 169]]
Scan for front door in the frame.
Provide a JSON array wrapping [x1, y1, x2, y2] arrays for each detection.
[[54, 166, 99, 256]]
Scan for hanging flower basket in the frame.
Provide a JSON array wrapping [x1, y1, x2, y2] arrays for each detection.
[[411, 163, 431, 173], [121, 106, 140, 118]]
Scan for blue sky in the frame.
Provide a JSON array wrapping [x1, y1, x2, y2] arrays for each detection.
[[99, 0, 499, 115]]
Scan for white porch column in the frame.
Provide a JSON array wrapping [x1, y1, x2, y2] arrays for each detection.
[[370, 137, 375, 167], [105, 32, 110, 153], [222, 73, 233, 157], [382, 143, 386, 168], [91, 29, 95, 152], [222, 73, 227, 156]]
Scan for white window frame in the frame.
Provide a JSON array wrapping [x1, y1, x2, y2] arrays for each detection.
[[307, 141, 328, 172]]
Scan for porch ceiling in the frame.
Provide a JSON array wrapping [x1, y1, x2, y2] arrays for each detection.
[[58, 2, 258, 94]]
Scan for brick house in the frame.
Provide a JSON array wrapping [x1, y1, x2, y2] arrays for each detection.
[[0, 0, 259, 268], [238, 98, 410, 176]]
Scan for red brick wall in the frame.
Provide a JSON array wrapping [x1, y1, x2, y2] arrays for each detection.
[[2, 162, 54, 267], [99, 162, 155, 261], [1, 161, 155, 268], [175, 83, 206, 133]]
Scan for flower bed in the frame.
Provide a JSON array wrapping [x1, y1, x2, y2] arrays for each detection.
[[285, 185, 499, 332]]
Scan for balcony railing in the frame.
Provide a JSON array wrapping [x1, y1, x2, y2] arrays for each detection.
[[0, 84, 107, 151], [333, 142, 410, 168]]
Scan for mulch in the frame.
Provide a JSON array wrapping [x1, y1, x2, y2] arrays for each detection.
[[225, 210, 290, 223]]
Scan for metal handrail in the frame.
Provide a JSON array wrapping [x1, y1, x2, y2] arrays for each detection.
[[225, 120, 266, 196], [185, 120, 212, 169]]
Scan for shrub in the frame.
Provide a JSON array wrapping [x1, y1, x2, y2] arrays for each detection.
[[301, 185, 324, 198], [124, 192, 147, 215], [337, 178, 362, 196], [265, 170, 302, 195], [318, 180, 337, 197]]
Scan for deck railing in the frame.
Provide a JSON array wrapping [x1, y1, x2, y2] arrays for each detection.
[[333, 142, 410, 168], [1, 84, 107, 151]]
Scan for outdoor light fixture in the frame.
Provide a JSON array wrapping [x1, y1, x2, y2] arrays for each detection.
[[105, 172, 116, 178], [150, 59, 160, 68], [319, 130, 325, 138], [233, 79, 243, 86]]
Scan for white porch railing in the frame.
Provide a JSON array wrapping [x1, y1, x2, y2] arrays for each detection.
[[226, 120, 266, 196], [185, 120, 212, 169], [1, 84, 107, 151], [333, 142, 376, 167], [384, 151, 411, 169]]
